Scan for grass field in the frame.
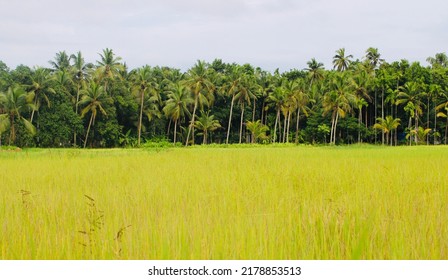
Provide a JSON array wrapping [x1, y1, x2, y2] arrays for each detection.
[[1, 145, 447, 259]]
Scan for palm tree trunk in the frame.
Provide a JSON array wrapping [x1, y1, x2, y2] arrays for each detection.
[[395, 104, 398, 146], [434, 101, 437, 144], [9, 114, 15, 145], [295, 107, 301, 144], [333, 111, 340, 145], [330, 112, 335, 144], [445, 118, 448, 145], [167, 119, 172, 138], [273, 110, 279, 143], [173, 119, 177, 145], [104, 80, 108, 95], [203, 130, 207, 144], [358, 107, 362, 143], [365, 107, 368, 129], [286, 111, 291, 143], [278, 112, 282, 142], [74, 84, 80, 147], [185, 96, 198, 146], [415, 109, 418, 145], [226, 94, 235, 144], [390, 100, 394, 145], [374, 89, 377, 144], [138, 90, 144, 146], [260, 100, 265, 125], [84, 113, 94, 148], [427, 98, 430, 145], [282, 115, 288, 143], [30, 95, 38, 123], [239, 103, 245, 144], [381, 87, 384, 145], [252, 97, 256, 122]]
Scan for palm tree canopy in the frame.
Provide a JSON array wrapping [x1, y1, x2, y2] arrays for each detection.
[[333, 48, 353, 71], [246, 120, 269, 142], [183, 60, 215, 106], [49, 51, 71, 71], [0, 86, 36, 116], [79, 82, 111, 119], [426, 52, 448, 68], [305, 58, 325, 84], [373, 116, 401, 134], [365, 47, 384, 70], [0, 86, 37, 137], [194, 111, 221, 132], [27, 67, 55, 107], [163, 83, 193, 122], [70, 51, 93, 83], [96, 48, 124, 82], [234, 73, 258, 106], [396, 81, 426, 115], [130, 66, 156, 96]]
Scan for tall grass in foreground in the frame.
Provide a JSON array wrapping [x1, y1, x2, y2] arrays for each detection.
[[0, 146, 447, 259]]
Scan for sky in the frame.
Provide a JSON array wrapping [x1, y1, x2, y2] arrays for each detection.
[[0, 0, 447, 72]]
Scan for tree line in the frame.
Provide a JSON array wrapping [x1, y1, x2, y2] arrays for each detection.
[[1, 48, 447, 148]]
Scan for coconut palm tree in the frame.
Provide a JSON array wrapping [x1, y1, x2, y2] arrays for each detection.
[[221, 65, 243, 144], [365, 47, 384, 70], [70, 51, 92, 146], [49, 51, 71, 72], [246, 120, 269, 143], [194, 111, 221, 144], [71, 51, 92, 108], [305, 58, 325, 87], [130, 66, 156, 146], [142, 90, 162, 138], [294, 80, 310, 143], [396, 81, 426, 144], [235, 74, 257, 143], [351, 70, 371, 142], [53, 69, 74, 91], [333, 48, 353, 72], [373, 116, 401, 145], [409, 126, 432, 145], [79, 82, 112, 148], [96, 48, 124, 93], [163, 83, 193, 145], [0, 86, 36, 145], [183, 60, 214, 146], [323, 73, 355, 144], [267, 86, 287, 143], [426, 53, 448, 68], [281, 80, 301, 143], [27, 67, 55, 123]]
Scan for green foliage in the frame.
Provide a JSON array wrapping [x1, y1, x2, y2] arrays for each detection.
[[37, 91, 83, 147], [0, 49, 447, 147], [246, 120, 269, 143], [408, 126, 432, 145], [141, 138, 175, 149]]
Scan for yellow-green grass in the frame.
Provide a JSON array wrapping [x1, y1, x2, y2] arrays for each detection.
[[1, 146, 447, 259]]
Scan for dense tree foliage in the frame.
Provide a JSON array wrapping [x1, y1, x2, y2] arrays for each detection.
[[1, 48, 447, 147]]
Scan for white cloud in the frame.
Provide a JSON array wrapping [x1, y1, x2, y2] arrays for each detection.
[[0, 0, 447, 71]]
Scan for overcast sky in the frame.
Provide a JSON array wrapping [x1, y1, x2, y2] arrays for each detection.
[[0, 0, 447, 72]]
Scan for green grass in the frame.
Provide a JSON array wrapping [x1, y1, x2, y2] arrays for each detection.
[[1, 145, 447, 259]]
